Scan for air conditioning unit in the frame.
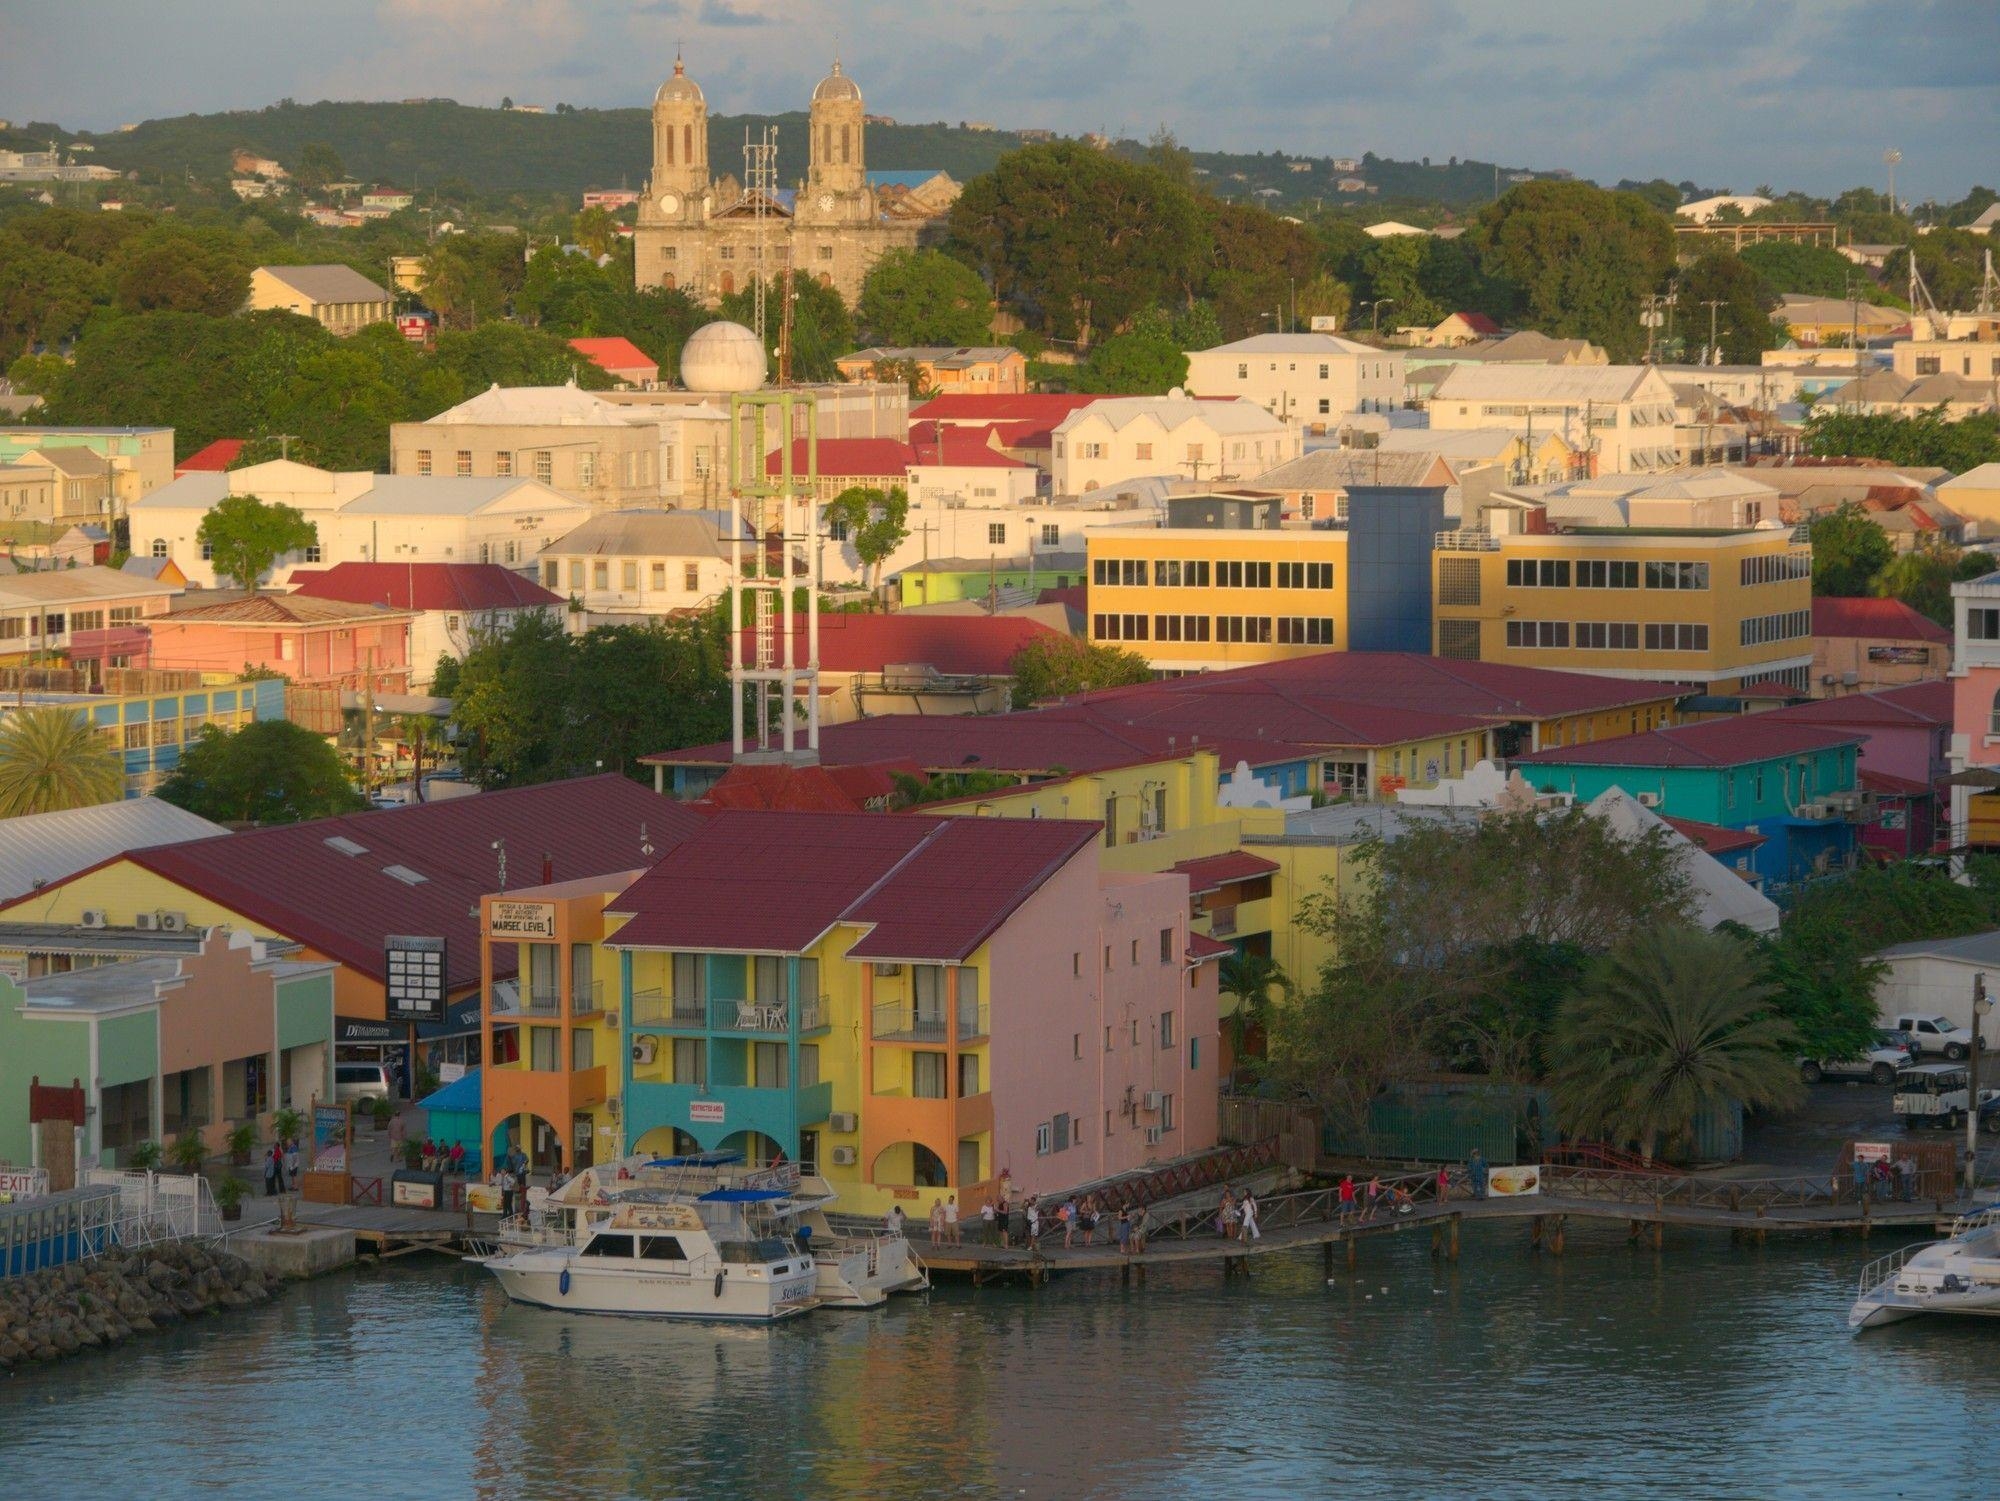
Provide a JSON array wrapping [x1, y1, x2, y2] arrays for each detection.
[[79, 909, 107, 929], [830, 1145, 859, 1167], [872, 963, 902, 977], [1636, 792, 1662, 808], [631, 1036, 658, 1065], [828, 1111, 859, 1134], [1144, 1126, 1164, 1145], [1143, 1090, 1164, 1112], [159, 912, 188, 933], [133, 913, 161, 932]]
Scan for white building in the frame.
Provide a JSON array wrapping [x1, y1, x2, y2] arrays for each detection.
[[1050, 396, 1302, 496], [285, 561, 567, 689], [535, 508, 744, 622], [1674, 194, 1773, 223], [127, 460, 592, 589], [1871, 930, 2000, 1035], [1427, 364, 1682, 475], [1184, 333, 1405, 425]]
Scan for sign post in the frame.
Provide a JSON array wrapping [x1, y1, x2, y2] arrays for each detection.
[[301, 1097, 352, 1206]]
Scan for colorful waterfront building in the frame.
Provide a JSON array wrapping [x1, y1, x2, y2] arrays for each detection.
[[1949, 573, 2000, 849], [4, 676, 284, 798], [478, 810, 1221, 1215], [1514, 716, 1865, 889]]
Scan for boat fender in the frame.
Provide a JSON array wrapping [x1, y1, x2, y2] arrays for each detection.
[[559, 1268, 571, 1296], [714, 1269, 726, 1299]]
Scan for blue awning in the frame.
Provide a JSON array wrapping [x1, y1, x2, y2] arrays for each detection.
[[417, 994, 482, 1040], [697, 1188, 789, 1202], [416, 1068, 482, 1114], [646, 1152, 743, 1168]]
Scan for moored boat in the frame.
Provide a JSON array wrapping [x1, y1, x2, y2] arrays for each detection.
[[1849, 1206, 2000, 1330]]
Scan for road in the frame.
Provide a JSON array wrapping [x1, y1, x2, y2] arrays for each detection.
[[1743, 1080, 2000, 1180]]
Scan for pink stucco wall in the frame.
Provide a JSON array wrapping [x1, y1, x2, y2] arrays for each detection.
[[157, 928, 284, 1150], [1954, 668, 2000, 768], [986, 861, 1219, 1200], [147, 619, 411, 688]]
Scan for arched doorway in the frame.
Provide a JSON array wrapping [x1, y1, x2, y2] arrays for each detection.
[[632, 1125, 701, 1159], [490, 1113, 566, 1180], [663, 272, 676, 291], [718, 1129, 786, 1167], [720, 271, 735, 296], [871, 1141, 949, 1188]]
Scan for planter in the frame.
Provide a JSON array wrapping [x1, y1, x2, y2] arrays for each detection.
[[221, 1203, 243, 1222]]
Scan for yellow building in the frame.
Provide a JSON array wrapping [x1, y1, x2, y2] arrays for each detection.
[[1088, 528, 1349, 671]]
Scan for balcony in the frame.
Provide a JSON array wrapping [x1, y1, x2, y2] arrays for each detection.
[[491, 981, 559, 1019], [631, 988, 706, 1030], [871, 1000, 989, 1044], [1208, 906, 1238, 937], [708, 996, 829, 1034]]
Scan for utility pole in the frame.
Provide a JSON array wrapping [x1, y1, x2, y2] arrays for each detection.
[[1970, 972, 1990, 1195], [1702, 299, 1725, 366], [270, 433, 299, 462]]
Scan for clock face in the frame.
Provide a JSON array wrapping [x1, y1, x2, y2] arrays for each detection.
[[817, 193, 834, 212], [659, 192, 680, 214]]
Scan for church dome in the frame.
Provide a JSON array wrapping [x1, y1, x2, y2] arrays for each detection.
[[654, 56, 704, 108], [811, 59, 862, 105], [680, 321, 766, 395]]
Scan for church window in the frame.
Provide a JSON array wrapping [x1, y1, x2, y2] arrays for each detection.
[[720, 272, 735, 296], [719, 246, 735, 260], [822, 123, 832, 162], [661, 246, 678, 260], [683, 124, 692, 164], [663, 274, 676, 292], [665, 127, 674, 166], [840, 125, 851, 164], [817, 245, 834, 261]]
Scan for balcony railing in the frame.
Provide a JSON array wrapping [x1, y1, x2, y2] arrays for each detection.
[[872, 999, 989, 1043], [1208, 907, 1238, 937], [492, 983, 559, 1019], [631, 988, 706, 1029], [708, 996, 828, 1034], [571, 979, 606, 1015]]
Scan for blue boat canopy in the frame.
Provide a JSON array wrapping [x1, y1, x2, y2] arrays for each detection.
[[646, 1152, 743, 1168], [697, 1188, 789, 1202]]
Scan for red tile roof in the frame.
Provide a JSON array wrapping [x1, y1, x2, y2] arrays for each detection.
[[1811, 597, 1951, 645], [1516, 718, 1863, 769], [700, 762, 913, 813], [911, 394, 1101, 427], [1860, 768, 1935, 798], [288, 562, 563, 613], [161, 593, 416, 626], [1170, 851, 1281, 894], [905, 425, 1032, 469], [1186, 931, 1235, 962], [745, 614, 1061, 676], [607, 810, 1100, 960], [1760, 679, 1952, 730], [175, 439, 244, 474], [1450, 312, 1504, 335], [0, 776, 701, 991], [568, 336, 658, 376], [767, 437, 915, 479], [1661, 816, 1767, 856]]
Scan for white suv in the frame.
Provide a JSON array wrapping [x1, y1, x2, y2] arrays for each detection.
[[1799, 1031, 1916, 1085]]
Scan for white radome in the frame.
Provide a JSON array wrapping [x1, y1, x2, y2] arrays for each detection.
[[680, 320, 766, 394]]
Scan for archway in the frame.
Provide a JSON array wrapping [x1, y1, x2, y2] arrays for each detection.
[[489, 1112, 566, 1180], [632, 1125, 701, 1160], [720, 271, 735, 296], [871, 1140, 950, 1188], [718, 1129, 786, 1167], [663, 273, 676, 292]]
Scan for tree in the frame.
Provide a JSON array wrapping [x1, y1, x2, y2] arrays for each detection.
[[856, 249, 996, 347], [0, 708, 123, 816], [1357, 234, 1442, 327], [1199, 200, 1319, 338], [1550, 926, 1802, 1163], [1292, 272, 1353, 331], [158, 720, 364, 825], [823, 485, 910, 589], [1007, 635, 1152, 706], [1676, 249, 1779, 364], [293, 142, 344, 197], [717, 272, 856, 382], [1470, 181, 1678, 360], [1218, 952, 1294, 1087], [570, 206, 618, 260], [196, 492, 318, 592], [1873, 541, 1959, 626], [1807, 500, 1894, 598], [1739, 240, 1877, 302], [1804, 407, 2000, 472], [1072, 330, 1187, 394], [110, 227, 249, 316]]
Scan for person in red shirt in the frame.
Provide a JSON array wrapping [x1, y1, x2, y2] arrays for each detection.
[[1337, 1174, 1357, 1223]]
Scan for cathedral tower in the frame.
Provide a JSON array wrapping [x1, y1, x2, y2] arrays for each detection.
[[650, 55, 708, 202], [806, 59, 865, 198]]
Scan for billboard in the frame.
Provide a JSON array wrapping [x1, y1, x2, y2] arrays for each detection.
[[488, 901, 557, 940], [1485, 1165, 1542, 1197], [385, 935, 446, 1024]]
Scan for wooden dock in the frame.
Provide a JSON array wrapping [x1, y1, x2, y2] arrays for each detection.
[[232, 1196, 498, 1257]]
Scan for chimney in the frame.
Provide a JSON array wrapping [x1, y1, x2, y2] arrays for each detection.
[[542, 852, 554, 884]]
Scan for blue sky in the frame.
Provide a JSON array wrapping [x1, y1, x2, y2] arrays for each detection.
[[4, 0, 1994, 201]]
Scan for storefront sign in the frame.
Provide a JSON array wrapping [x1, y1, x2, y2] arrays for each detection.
[[1867, 645, 1931, 666], [0, 1167, 48, 1199], [488, 901, 557, 940], [336, 1017, 401, 1044], [1484, 1165, 1542, 1197], [385, 936, 446, 1025], [311, 1103, 350, 1174], [688, 1099, 725, 1124], [439, 1063, 466, 1084], [745, 1163, 802, 1192]]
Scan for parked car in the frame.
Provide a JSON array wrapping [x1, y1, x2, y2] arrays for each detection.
[[1799, 1031, 1916, 1085], [1893, 1013, 1987, 1061], [333, 1061, 395, 1106], [1892, 1062, 2000, 1131]]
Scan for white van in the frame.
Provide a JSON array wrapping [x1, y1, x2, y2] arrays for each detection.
[[334, 1062, 395, 1105]]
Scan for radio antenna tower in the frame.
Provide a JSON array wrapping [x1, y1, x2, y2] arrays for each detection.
[[744, 126, 779, 345]]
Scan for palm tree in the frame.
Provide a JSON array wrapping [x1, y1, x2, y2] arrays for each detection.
[[391, 714, 436, 801], [1218, 952, 1294, 1089], [1551, 926, 1802, 1163], [0, 708, 123, 816]]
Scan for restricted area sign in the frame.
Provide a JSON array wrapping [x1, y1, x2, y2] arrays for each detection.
[[385, 935, 446, 1024]]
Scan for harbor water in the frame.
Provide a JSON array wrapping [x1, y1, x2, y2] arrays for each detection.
[[3, 1223, 1997, 1499]]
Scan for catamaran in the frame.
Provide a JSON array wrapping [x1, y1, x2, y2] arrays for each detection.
[[1849, 1205, 2000, 1330]]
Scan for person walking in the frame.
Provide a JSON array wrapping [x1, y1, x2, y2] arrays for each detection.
[[263, 1143, 284, 1197], [1338, 1174, 1357, 1224], [943, 1194, 960, 1245], [1219, 1187, 1238, 1240], [1364, 1176, 1383, 1224], [1239, 1188, 1261, 1242], [283, 1137, 301, 1188], [1060, 1197, 1077, 1249], [1436, 1163, 1451, 1204]]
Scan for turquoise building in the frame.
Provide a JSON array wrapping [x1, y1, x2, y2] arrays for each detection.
[[1516, 717, 1863, 891], [15, 678, 287, 798]]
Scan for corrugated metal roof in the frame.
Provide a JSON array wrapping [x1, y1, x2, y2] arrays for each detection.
[[1169, 850, 1281, 893], [0, 798, 227, 904], [1516, 718, 1862, 770], [545, 508, 740, 560], [287, 563, 562, 612], [256, 263, 391, 304]]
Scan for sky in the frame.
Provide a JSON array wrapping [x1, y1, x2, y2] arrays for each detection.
[[4, 0, 1995, 202]]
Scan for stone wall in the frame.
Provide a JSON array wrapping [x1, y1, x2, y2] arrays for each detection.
[[0, 1242, 275, 1369]]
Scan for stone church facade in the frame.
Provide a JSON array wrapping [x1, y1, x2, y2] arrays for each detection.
[[631, 57, 956, 309]]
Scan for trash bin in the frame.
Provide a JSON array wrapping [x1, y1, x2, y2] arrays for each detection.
[[391, 1168, 445, 1209]]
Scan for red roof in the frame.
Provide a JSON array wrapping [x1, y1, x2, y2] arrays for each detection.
[[568, 336, 658, 376], [1450, 312, 1503, 335], [767, 437, 914, 479], [742, 614, 1062, 676], [0, 777, 702, 992], [1170, 851, 1280, 894], [288, 562, 563, 613], [1859, 768, 1935, 798], [175, 439, 244, 474], [905, 425, 1031, 469], [1661, 816, 1767, 856], [1811, 597, 1952, 645], [1186, 931, 1234, 962], [1760, 679, 1952, 731], [911, 394, 1101, 427], [1516, 718, 1863, 769], [700, 762, 912, 813], [607, 810, 1100, 961]]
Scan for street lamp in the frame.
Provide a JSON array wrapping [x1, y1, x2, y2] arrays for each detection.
[[1365, 298, 1396, 335]]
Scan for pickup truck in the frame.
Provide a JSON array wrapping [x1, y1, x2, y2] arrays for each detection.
[[1893, 1013, 1987, 1062], [1799, 1032, 1915, 1085]]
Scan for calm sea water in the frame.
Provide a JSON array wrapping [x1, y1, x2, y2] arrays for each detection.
[[3, 1225, 1996, 1499]]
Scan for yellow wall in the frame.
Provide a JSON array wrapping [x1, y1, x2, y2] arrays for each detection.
[[1434, 529, 1812, 689], [1087, 530, 1349, 671]]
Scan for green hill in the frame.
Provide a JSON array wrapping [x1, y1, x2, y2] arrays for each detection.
[[57, 99, 1558, 212]]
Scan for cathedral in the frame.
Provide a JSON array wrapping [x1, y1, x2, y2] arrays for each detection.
[[631, 57, 958, 308]]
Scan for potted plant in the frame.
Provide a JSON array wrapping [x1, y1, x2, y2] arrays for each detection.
[[227, 1122, 257, 1166], [128, 1140, 163, 1173], [372, 1097, 394, 1133], [167, 1130, 207, 1176], [213, 1174, 249, 1222], [402, 1140, 423, 1171], [271, 1107, 303, 1146]]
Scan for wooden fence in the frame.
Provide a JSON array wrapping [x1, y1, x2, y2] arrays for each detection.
[[1217, 1096, 1320, 1173]]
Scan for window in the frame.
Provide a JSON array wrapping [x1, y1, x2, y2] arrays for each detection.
[[1079, 441, 1104, 460], [1504, 620, 1571, 648], [638, 1235, 687, 1262], [671, 1036, 706, 1085], [1643, 622, 1710, 652], [1052, 1112, 1070, 1152], [580, 1234, 634, 1258], [1159, 1093, 1176, 1131], [1189, 1037, 1201, 1071], [567, 561, 584, 590], [592, 562, 608, 590], [150, 538, 167, 559], [415, 449, 432, 476], [199, 542, 213, 562], [1073, 1032, 1081, 1059], [1160, 1010, 1176, 1047], [455, 450, 472, 477], [988, 523, 1006, 545], [577, 451, 598, 487], [1739, 552, 1810, 585], [1505, 559, 1571, 588], [958, 1053, 980, 1097], [1276, 617, 1335, 645], [753, 1042, 787, 1090], [1160, 927, 1174, 963], [530, 1027, 559, 1071], [1042, 524, 1061, 546], [1135, 443, 1153, 461], [1036, 1122, 1053, 1156], [1576, 559, 1639, 589], [1971, 608, 2000, 641], [1236, 363, 1248, 379], [1574, 621, 1639, 650], [445, 615, 460, 634], [621, 561, 638, 590], [1215, 615, 1274, 643], [911, 1051, 947, 1100], [1644, 560, 1710, 590], [1072, 952, 1080, 977], [495, 451, 513, 477], [1738, 608, 1811, 646], [534, 451, 552, 484]]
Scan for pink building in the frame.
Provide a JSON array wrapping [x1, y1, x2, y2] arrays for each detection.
[[146, 593, 415, 691], [1951, 575, 2000, 849], [1763, 681, 1952, 859]]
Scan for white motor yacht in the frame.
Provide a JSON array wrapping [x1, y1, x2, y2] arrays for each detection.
[[1849, 1206, 2000, 1330], [477, 1197, 819, 1323]]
